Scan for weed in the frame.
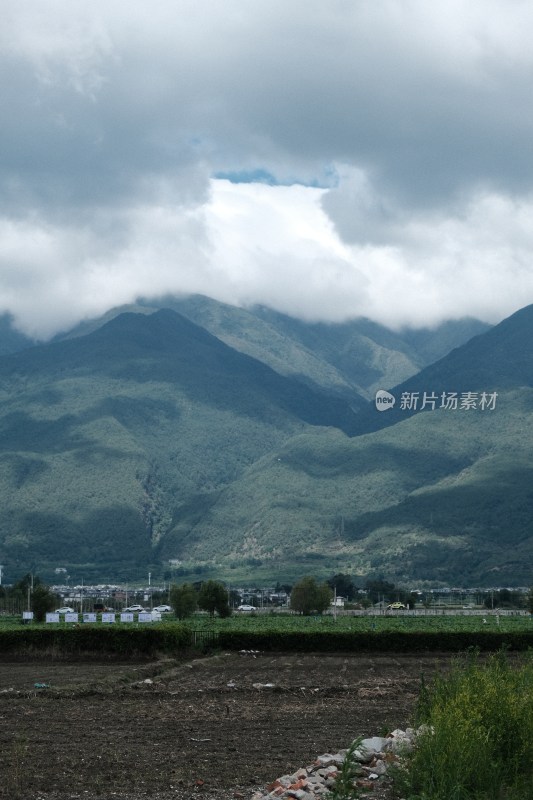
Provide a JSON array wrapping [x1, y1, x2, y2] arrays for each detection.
[[6, 734, 28, 798], [327, 737, 363, 800]]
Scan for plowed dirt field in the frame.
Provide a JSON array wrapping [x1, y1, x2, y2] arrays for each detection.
[[0, 652, 452, 800]]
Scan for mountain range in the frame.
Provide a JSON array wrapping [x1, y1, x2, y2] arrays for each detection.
[[0, 295, 530, 587]]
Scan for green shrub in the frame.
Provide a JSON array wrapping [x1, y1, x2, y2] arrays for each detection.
[[216, 629, 533, 653], [31, 585, 56, 623], [0, 624, 192, 656], [400, 651, 533, 800]]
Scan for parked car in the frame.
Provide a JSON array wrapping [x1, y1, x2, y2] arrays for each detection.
[[123, 605, 146, 612], [153, 605, 172, 613], [55, 607, 76, 614], [237, 604, 256, 612]]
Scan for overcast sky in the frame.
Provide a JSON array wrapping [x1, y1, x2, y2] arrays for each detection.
[[2, 0, 533, 338]]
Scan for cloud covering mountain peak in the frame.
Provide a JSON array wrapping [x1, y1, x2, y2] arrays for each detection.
[[2, 0, 533, 337]]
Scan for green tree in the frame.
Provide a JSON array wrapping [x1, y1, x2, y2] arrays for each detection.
[[396, 590, 418, 609], [315, 582, 333, 614], [11, 573, 42, 601], [170, 583, 198, 619], [290, 576, 332, 615], [197, 580, 231, 617], [228, 589, 241, 608], [217, 598, 232, 618], [364, 577, 396, 604], [527, 587, 533, 614], [31, 584, 56, 622], [327, 573, 357, 600], [485, 588, 523, 610]]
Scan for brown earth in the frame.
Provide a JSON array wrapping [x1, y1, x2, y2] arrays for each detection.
[[0, 652, 452, 800]]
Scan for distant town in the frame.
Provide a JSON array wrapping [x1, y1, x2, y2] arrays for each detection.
[[47, 582, 532, 613]]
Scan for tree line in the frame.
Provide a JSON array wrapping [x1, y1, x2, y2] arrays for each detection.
[[4, 572, 533, 621], [174, 574, 414, 617]]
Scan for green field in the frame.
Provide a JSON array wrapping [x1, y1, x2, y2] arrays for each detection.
[[2, 610, 531, 636], [190, 611, 532, 634], [1, 612, 533, 658]]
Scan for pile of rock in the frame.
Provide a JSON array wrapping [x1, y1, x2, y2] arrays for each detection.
[[250, 728, 422, 800]]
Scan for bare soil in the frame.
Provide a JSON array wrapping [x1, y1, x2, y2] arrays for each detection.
[[0, 652, 452, 800]]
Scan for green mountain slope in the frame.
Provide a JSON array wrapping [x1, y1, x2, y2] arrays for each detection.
[[165, 387, 533, 585], [168, 295, 489, 399], [356, 303, 533, 434], [0, 298, 524, 586], [55, 296, 391, 399], [247, 305, 490, 397], [52, 294, 489, 401], [0, 309, 360, 581], [159, 306, 533, 585]]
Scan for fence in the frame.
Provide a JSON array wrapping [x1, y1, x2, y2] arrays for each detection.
[[191, 629, 219, 647]]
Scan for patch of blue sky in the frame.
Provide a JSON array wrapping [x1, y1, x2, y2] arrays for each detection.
[[214, 165, 339, 189], [215, 168, 278, 185]]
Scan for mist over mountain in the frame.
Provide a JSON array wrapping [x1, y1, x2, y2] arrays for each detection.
[[52, 294, 490, 401], [0, 314, 36, 355]]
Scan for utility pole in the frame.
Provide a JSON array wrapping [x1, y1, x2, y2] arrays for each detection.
[[0, 565, 3, 586], [27, 573, 34, 612]]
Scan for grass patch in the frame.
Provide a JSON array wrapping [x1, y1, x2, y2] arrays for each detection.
[[399, 650, 533, 799]]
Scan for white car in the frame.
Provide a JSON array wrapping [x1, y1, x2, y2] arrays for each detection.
[[123, 605, 146, 613], [237, 604, 256, 612], [55, 607, 76, 614], [153, 605, 172, 613]]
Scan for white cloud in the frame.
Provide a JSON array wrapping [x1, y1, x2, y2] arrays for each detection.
[[2, 179, 533, 338], [203, 180, 533, 329], [0, 199, 211, 338]]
